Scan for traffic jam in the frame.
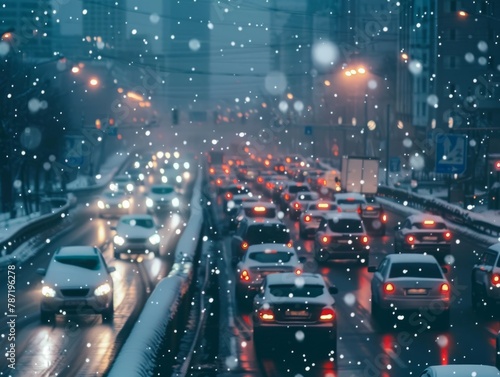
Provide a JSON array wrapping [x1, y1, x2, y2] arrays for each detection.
[[208, 151, 500, 376]]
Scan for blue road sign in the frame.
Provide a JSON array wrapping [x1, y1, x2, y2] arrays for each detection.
[[435, 134, 467, 174], [304, 126, 313, 136], [389, 157, 400, 172]]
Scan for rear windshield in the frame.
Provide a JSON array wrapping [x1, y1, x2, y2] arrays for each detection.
[[121, 218, 154, 228], [248, 251, 293, 263], [289, 186, 309, 194], [413, 222, 447, 230], [389, 262, 443, 279], [246, 224, 290, 244], [152, 186, 174, 194], [55, 255, 100, 270], [244, 207, 276, 218], [269, 284, 324, 298], [327, 219, 363, 233], [337, 199, 365, 205]]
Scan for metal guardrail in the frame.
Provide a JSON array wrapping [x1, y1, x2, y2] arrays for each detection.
[[378, 185, 500, 238]]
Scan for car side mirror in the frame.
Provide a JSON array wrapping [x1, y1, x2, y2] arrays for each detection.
[[299, 257, 306, 264], [36, 268, 46, 276], [367, 266, 377, 273], [329, 286, 338, 295], [108, 266, 116, 273]]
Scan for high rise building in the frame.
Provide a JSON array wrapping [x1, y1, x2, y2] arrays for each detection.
[[82, 1, 126, 51]]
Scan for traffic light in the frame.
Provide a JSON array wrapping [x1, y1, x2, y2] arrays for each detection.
[[172, 108, 179, 125]]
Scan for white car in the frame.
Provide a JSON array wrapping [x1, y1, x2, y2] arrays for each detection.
[[369, 253, 451, 329], [110, 174, 135, 194], [97, 189, 131, 218], [145, 184, 180, 213], [332, 192, 367, 213], [419, 365, 500, 376], [235, 244, 305, 301], [112, 214, 160, 259], [298, 201, 340, 239], [37, 246, 115, 324]]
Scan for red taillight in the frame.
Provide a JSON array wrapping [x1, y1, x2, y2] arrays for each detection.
[[240, 270, 250, 281], [304, 215, 312, 222], [225, 192, 233, 200], [241, 241, 249, 250], [443, 231, 452, 240], [381, 213, 388, 223], [318, 178, 326, 186], [357, 207, 362, 214], [284, 193, 290, 201], [337, 206, 342, 213], [259, 309, 274, 321], [286, 241, 293, 248], [320, 236, 330, 245], [491, 274, 500, 287], [216, 178, 222, 185], [257, 177, 263, 183], [440, 283, 450, 294], [384, 282, 395, 293], [405, 235, 415, 244], [209, 168, 215, 174], [319, 308, 336, 321], [293, 202, 301, 209], [295, 268, 302, 275], [361, 236, 369, 244]]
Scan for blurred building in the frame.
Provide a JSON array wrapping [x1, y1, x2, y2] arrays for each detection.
[[82, 2, 126, 51]]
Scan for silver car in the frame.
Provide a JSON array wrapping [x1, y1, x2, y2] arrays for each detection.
[[37, 246, 115, 324], [419, 365, 500, 376], [369, 253, 451, 329], [112, 214, 160, 259]]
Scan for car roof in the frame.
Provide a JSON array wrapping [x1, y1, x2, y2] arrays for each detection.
[[247, 244, 295, 253], [407, 214, 445, 223], [265, 272, 325, 285], [424, 364, 500, 375], [119, 214, 154, 220], [334, 193, 365, 199], [56, 246, 98, 256], [246, 218, 286, 226], [241, 201, 275, 209], [322, 212, 362, 220], [385, 253, 439, 264]]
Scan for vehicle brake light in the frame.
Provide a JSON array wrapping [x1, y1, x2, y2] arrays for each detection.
[[259, 309, 274, 321], [240, 270, 250, 281], [357, 207, 362, 215], [337, 206, 342, 212], [241, 241, 249, 250], [295, 268, 302, 275], [225, 192, 233, 200], [423, 220, 435, 225], [257, 177, 263, 183], [405, 235, 415, 244], [361, 236, 369, 244], [209, 168, 215, 174], [216, 178, 222, 185], [366, 206, 374, 211], [253, 206, 266, 213], [384, 283, 395, 293], [381, 213, 387, 223], [321, 236, 330, 245], [443, 231, 452, 240], [284, 193, 290, 201], [347, 197, 355, 201], [491, 274, 500, 287], [317, 203, 329, 209], [440, 283, 450, 294], [304, 215, 312, 222], [319, 308, 336, 321], [293, 202, 301, 209], [286, 241, 293, 248]]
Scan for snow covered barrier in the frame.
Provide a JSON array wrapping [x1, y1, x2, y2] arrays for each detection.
[[107, 275, 185, 377]]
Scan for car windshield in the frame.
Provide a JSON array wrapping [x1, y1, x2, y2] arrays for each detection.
[[54, 255, 101, 270], [244, 207, 276, 218], [269, 284, 324, 298], [248, 251, 293, 263], [246, 224, 290, 244], [337, 199, 365, 205], [389, 262, 443, 279], [413, 221, 447, 229], [121, 218, 154, 228], [151, 186, 174, 194], [289, 186, 309, 194], [327, 219, 363, 233]]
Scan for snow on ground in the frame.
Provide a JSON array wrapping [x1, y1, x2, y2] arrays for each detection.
[[0, 212, 41, 243]]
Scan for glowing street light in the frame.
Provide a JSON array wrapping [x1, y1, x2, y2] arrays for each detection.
[[458, 10, 468, 17], [71, 66, 80, 74], [89, 77, 99, 87]]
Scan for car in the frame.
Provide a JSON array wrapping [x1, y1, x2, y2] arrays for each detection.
[[394, 214, 452, 262], [112, 214, 161, 259], [252, 272, 338, 361], [220, 184, 252, 212], [96, 189, 131, 218], [332, 192, 367, 213], [298, 201, 341, 239], [279, 182, 311, 211], [254, 170, 276, 191], [211, 173, 236, 194], [314, 212, 370, 265], [368, 253, 451, 329], [229, 200, 281, 232], [419, 365, 500, 376], [288, 191, 320, 221], [357, 196, 387, 236], [231, 218, 291, 264], [263, 174, 289, 200], [145, 184, 180, 213], [37, 246, 115, 324], [124, 160, 147, 185], [109, 174, 135, 194], [471, 243, 500, 309], [235, 244, 305, 301], [224, 193, 259, 231]]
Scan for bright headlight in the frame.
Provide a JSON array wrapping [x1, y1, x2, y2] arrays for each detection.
[[183, 171, 190, 180], [113, 235, 125, 246], [146, 198, 154, 208], [109, 183, 117, 191], [176, 175, 182, 183], [97, 200, 105, 209], [126, 183, 134, 192], [149, 233, 161, 245], [161, 176, 168, 183], [42, 286, 56, 298], [139, 173, 145, 181], [172, 197, 180, 207], [183, 162, 190, 170], [173, 162, 180, 170], [122, 200, 130, 209], [94, 283, 111, 296]]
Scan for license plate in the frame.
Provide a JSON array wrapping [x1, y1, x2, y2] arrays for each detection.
[[423, 236, 437, 241], [406, 288, 427, 295], [64, 300, 84, 306], [285, 310, 309, 317], [337, 239, 349, 244]]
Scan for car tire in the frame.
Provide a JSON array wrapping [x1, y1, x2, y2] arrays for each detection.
[[40, 309, 54, 324], [102, 303, 114, 324], [314, 249, 329, 264]]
